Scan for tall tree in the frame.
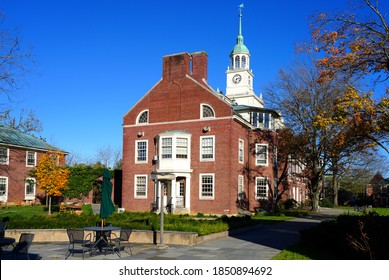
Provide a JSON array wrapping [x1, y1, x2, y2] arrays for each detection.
[[265, 57, 356, 211], [95, 145, 122, 169], [34, 150, 69, 215], [0, 11, 33, 103], [304, 0, 389, 152], [0, 108, 42, 136], [306, 0, 389, 83], [0, 11, 41, 136]]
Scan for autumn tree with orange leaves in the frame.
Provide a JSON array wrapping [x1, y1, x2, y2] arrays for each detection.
[[34, 150, 69, 215], [306, 0, 389, 84], [265, 57, 363, 210], [305, 0, 389, 152]]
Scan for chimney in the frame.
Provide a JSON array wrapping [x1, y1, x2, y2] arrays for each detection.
[[191, 51, 208, 81], [162, 52, 191, 81]]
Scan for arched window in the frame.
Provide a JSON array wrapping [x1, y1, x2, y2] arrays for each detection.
[[242, 56, 246, 68], [137, 110, 148, 124], [235, 56, 240, 69], [201, 104, 215, 118]]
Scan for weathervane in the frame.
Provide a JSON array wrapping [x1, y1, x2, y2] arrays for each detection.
[[239, 3, 244, 16]]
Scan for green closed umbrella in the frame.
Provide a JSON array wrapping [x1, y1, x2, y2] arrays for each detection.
[[99, 169, 115, 225]]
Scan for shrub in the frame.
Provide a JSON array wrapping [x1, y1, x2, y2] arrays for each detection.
[[300, 212, 389, 259], [281, 199, 299, 210], [320, 198, 334, 208]]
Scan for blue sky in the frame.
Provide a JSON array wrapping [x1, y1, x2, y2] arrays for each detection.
[[1, 0, 384, 164]]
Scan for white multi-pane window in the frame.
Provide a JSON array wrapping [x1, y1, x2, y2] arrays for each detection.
[[252, 112, 272, 129], [238, 175, 244, 200], [135, 140, 148, 163], [26, 151, 37, 167], [200, 174, 214, 199], [176, 138, 188, 158], [255, 144, 268, 166], [25, 178, 36, 200], [161, 137, 173, 159], [255, 177, 269, 200], [137, 110, 148, 124], [201, 104, 215, 118], [200, 136, 215, 161], [0, 147, 9, 165], [135, 175, 147, 198], [0, 176, 7, 199], [238, 139, 244, 163]]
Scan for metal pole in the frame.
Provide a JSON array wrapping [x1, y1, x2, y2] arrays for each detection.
[[160, 181, 164, 245]]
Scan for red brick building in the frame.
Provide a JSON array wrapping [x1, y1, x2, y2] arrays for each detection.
[[121, 9, 305, 215], [0, 125, 67, 205]]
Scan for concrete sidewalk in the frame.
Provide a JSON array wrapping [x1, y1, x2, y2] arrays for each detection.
[[1, 215, 329, 260]]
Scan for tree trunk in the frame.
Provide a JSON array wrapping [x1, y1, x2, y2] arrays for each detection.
[[48, 196, 52, 215], [311, 190, 321, 212]]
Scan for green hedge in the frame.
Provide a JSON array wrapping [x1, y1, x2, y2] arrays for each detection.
[[4, 212, 256, 236]]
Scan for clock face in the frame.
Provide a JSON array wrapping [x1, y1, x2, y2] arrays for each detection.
[[232, 74, 242, 84]]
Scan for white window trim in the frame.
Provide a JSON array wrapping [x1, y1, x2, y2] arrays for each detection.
[[238, 139, 244, 164], [238, 175, 244, 200], [255, 176, 269, 200], [176, 137, 189, 159], [200, 135, 215, 162], [199, 173, 215, 200], [25, 177, 36, 200], [200, 103, 215, 119], [0, 176, 8, 201], [0, 147, 9, 165], [135, 140, 148, 164], [26, 151, 37, 167], [134, 175, 148, 199], [255, 143, 268, 166], [136, 109, 149, 124], [161, 137, 173, 159]]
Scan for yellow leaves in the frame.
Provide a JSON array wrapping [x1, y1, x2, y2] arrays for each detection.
[[35, 150, 69, 197], [313, 86, 380, 136]]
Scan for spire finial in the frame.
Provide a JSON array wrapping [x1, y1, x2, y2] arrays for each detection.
[[238, 3, 244, 36]]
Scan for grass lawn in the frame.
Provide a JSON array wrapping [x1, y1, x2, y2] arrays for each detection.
[[0, 204, 92, 219], [0, 204, 48, 218]]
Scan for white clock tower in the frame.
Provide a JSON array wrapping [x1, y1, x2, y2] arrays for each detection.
[[226, 4, 264, 108]]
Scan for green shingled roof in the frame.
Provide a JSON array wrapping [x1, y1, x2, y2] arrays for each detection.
[[0, 124, 63, 151]]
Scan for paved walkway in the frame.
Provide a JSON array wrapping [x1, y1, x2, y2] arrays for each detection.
[[1, 208, 345, 260]]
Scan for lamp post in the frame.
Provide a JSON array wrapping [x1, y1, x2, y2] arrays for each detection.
[[150, 172, 175, 246]]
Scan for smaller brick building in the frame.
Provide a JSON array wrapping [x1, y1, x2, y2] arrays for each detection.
[[0, 125, 67, 205]]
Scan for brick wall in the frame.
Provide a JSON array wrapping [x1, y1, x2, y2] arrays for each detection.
[[122, 52, 277, 215]]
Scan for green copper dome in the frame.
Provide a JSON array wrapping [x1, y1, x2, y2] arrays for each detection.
[[231, 35, 250, 55]]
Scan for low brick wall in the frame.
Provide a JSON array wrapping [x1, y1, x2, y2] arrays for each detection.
[[4, 229, 199, 246]]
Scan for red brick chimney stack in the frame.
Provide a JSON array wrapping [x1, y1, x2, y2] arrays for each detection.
[[191, 51, 208, 82], [162, 52, 208, 82]]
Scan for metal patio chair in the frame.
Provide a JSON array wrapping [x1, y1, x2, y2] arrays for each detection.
[[11, 233, 34, 260], [65, 228, 92, 260], [110, 228, 133, 257]]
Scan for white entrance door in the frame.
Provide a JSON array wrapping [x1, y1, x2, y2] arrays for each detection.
[[176, 180, 185, 208]]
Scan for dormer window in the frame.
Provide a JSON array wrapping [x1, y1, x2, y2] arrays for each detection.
[[137, 110, 148, 124], [201, 104, 215, 119]]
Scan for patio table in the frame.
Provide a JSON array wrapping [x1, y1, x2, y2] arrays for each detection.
[[83, 226, 120, 257]]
